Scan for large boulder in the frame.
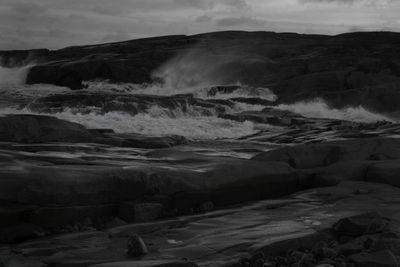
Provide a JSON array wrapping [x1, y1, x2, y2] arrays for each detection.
[[333, 212, 389, 237]]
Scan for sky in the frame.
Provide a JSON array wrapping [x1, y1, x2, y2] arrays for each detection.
[[1, 0, 400, 50]]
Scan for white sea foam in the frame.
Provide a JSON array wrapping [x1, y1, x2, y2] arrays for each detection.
[[82, 80, 277, 101], [0, 106, 265, 139], [274, 98, 394, 123], [0, 65, 394, 140], [57, 111, 259, 139]]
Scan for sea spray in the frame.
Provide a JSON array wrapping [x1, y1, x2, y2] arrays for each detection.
[[82, 80, 277, 101], [0, 106, 262, 139], [0, 65, 32, 85], [274, 98, 394, 123]]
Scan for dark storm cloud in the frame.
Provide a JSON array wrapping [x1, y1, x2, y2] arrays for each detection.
[[1, 0, 399, 50]]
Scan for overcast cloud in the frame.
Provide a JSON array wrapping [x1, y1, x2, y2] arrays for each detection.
[[1, 0, 399, 50]]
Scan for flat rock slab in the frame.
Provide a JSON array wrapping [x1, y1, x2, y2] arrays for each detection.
[[252, 137, 400, 169], [0, 147, 298, 214], [2, 181, 400, 267]]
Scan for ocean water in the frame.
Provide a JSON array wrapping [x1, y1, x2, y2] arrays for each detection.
[[0, 65, 394, 140]]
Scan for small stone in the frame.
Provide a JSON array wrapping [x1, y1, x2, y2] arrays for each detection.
[[126, 235, 148, 256], [273, 256, 287, 266], [253, 258, 264, 267], [328, 240, 339, 248], [321, 247, 337, 259], [298, 253, 314, 267], [250, 252, 265, 263], [287, 250, 305, 264], [337, 236, 367, 255], [312, 241, 328, 259]]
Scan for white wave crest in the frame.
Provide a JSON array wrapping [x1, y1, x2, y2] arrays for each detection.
[[275, 98, 394, 123], [82, 80, 277, 101], [0, 107, 263, 140], [59, 111, 258, 139]]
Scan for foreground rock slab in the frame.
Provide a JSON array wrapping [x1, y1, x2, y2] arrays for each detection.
[[1, 181, 400, 267]]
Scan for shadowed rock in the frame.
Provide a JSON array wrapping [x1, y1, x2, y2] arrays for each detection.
[[127, 235, 148, 256], [252, 138, 400, 169], [0, 114, 91, 143]]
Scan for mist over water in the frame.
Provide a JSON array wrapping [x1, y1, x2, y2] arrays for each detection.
[[152, 48, 229, 90], [0, 62, 396, 139], [0, 65, 31, 85]]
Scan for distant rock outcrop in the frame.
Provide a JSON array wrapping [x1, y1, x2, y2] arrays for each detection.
[[2, 31, 400, 112]]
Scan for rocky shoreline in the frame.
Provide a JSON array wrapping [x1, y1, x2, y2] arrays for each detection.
[[1, 30, 400, 267], [0, 113, 399, 266]]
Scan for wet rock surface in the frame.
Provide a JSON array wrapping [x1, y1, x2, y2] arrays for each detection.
[[1, 182, 400, 267], [126, 235, 148, 257]]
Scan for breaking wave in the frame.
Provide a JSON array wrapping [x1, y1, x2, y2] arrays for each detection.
[[0, 106, 264, 140], [0, 64, 395, 139], [56, 110, 259, 139], [274, 98, 394, 123], [82, 80, 277, 101]]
